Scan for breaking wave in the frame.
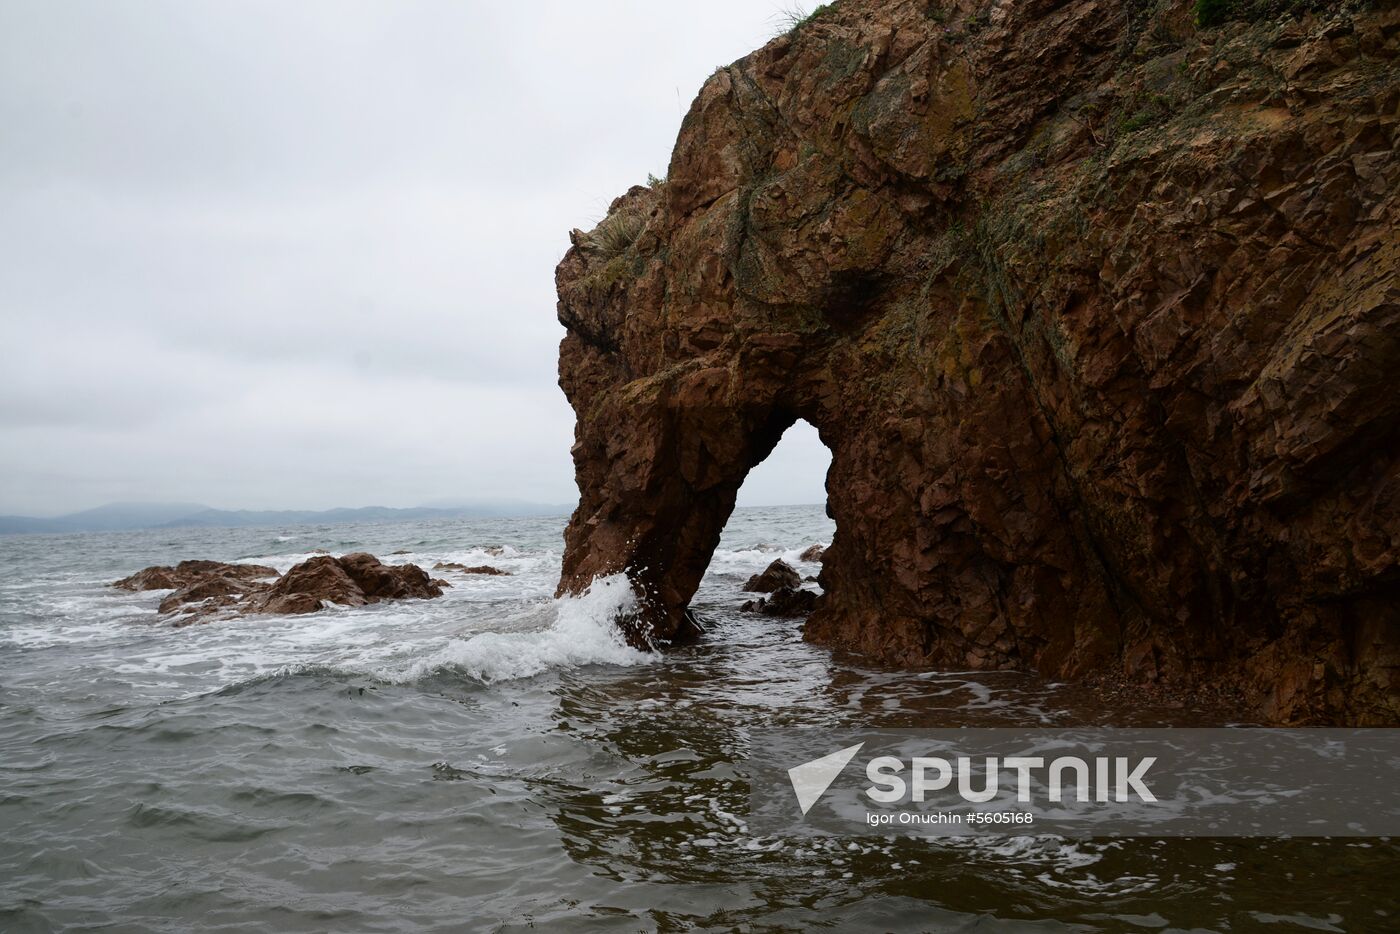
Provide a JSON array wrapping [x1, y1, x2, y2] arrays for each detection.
[[395, 573, 655, 684]]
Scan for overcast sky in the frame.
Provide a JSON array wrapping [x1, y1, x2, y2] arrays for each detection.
[[0, 0, 832, 517]]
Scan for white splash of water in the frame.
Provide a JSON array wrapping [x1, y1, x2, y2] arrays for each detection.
[[396, 573, 655, 684]]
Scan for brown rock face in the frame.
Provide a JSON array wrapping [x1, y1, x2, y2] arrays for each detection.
[[336, 552, 441, 601], [120, 553, 442, 623], [434, 562, 511, 576], [555, 0, 1400, 724], [114, 560, 279, 592], [743, 559, 804, 593], [243, 553, 444, 616], [742, 586, 820, 617], [157, 575, 269, 616]]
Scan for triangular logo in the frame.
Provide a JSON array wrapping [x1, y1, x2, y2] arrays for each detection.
[[787, 742, 865, 816]]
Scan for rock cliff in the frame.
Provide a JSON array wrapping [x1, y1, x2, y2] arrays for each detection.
[[555, 0, 1399, 724]]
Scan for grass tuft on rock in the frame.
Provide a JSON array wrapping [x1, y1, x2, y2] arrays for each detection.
[[585, 205, 648, 260], [774, 2, 834, 36]]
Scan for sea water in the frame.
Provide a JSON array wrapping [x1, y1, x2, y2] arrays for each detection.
[[1, 505, 1394, 931]]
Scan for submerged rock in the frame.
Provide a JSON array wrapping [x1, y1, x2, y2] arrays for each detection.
[[742, 587, 819, 618], [434, 561, 510, 575], [742, 559, 802, 593], [157, 575, 268, 616], [553, 0, 1400, 724], [119, 553, 443, 624]]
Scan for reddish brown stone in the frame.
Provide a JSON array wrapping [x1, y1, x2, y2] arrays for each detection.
[[743, 559, 803, 593], [434, 562, 511, 576], [555, 1, 1400, 724], [742, 587, 819, 618], [115, 560, 278, 592], [158, 576, 265, 616], [245, 553, 442, 616], [119, 554, 442, 623]]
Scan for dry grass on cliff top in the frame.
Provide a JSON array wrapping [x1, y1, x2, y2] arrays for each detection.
[[584, 203, 648, 260], [772, 2, 834, 37]]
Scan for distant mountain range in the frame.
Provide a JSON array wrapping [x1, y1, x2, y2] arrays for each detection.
[[0, 500, 575, 535]]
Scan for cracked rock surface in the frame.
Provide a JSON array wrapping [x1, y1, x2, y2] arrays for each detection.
[[555, 0, 1400, 724]]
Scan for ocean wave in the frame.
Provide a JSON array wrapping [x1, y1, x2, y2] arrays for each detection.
[[395, 574, 655, 684], [199, 663, 392, 698], [704, 542, 828, 577], [173, 575, 653, 697]]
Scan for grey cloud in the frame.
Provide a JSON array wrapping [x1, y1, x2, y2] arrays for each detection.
[[0, 0, 830, 516]]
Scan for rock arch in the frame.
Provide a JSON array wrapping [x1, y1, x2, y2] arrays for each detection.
[[554, 0, 1400, 724]]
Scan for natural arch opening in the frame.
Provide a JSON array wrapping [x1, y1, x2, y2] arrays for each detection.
[[735, 420, 832, 510], [556, 389, 844, 649], [698, 419, 835, 622]]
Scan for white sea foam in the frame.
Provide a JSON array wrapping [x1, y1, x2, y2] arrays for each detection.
[[702, 542, 828, 584], [396, 573, 655, 684], [3, 540, 662, 698]]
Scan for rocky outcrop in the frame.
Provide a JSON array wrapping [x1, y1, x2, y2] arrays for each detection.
[[434, 562, 511, 575], [114, 560, 278, 592], [244, 553, 444, 616], [119, 553, 443, 624], [157, 574, 273, 616], [555, 0, 1400, 724], [742, 586, 820, 617], [743, 559, 803, 592], [799, 544, 827, 563]]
